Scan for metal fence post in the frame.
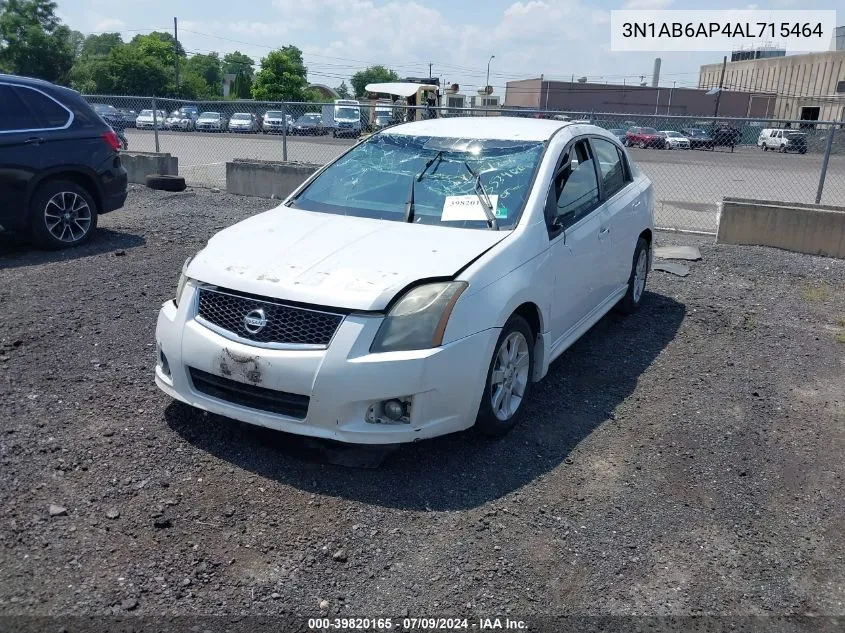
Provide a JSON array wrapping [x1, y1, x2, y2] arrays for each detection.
[[281, 102, 288, 162], [152, 96, 160, 153], [815, 123, 837, 204]]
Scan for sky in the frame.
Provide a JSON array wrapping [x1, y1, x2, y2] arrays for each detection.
[[56, 0, 835, 95]]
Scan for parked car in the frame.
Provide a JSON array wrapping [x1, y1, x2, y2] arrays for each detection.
[[291, 113, 324, 135], [262, 110, 292, 134], [154, 117, 654, 443], [196, 111, 228, 132], [89, 103, 128, 148], [165, 106, 198, 131], [660, 130, 691, 149], [759, 128, 808, 153], [608, 128, 627, 144], [135, 109, 167, 129], [681, 128, 714, 150], [711, 126, 741, 151], [90, 103, 124, 129], [0, 74, 128, 249], [228, 112, 261, 133], [625, 126, 665, 149], [118, 108, 137, 128]]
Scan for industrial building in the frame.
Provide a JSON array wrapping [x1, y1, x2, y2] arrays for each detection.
[[503, 78, 774, 118], [699, 49, 845, 121]]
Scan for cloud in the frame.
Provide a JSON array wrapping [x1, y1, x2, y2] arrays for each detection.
[[622, 0, 674, 8], [92, 17, 126, 32]]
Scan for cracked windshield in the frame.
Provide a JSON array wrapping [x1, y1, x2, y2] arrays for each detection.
[[291, 134, 545, 229]]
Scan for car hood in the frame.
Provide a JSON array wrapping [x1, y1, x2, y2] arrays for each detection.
[[187, 206, 510, 311]]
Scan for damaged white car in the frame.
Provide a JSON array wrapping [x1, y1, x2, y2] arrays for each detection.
[[155, 117, 654, 444]]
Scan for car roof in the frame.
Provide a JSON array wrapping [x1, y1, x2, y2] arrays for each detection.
[[383, 116, 571, 142], [0, 73, 56, 88]]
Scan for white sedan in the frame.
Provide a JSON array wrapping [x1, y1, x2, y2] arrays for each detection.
[[660, 130, 691, 149], [155, 117, 654, 444], [135, 109, 167, 129]]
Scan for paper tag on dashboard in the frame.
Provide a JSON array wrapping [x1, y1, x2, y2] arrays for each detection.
[[441, 195, 499, 222]]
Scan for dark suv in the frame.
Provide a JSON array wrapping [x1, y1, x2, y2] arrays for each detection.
[[0, 74, 128, 249]]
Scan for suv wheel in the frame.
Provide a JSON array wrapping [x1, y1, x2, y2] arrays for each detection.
[[30, 180, 98, 249]]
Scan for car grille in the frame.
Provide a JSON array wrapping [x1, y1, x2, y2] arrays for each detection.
[[188, 367, 310, 419], [196, 287, 344, 348]]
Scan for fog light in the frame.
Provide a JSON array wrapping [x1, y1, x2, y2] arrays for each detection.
[[383, 399, 404, 421], [365, 397, 412, 425]]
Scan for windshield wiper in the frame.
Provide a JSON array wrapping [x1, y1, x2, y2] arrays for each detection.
[[464, 162, 499, 230], [404, 151, 443, 223]]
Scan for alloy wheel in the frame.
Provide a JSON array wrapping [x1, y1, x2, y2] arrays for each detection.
[[490, 331, 530, 422], [633, 248, 647, 303], [44, 191, 92, 243]]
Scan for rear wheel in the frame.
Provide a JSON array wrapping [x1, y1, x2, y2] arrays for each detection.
[[29, 180, 98, 250], [638, 141, 646, 149], [475, 315, 534, 438]]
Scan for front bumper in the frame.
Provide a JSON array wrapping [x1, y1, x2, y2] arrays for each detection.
[[154, 285, 498, 444]]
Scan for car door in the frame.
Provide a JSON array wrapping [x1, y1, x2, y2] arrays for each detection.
[[590, 136, 642, 295], [0, 83, 49, 232], [545, 137, 611, 343]]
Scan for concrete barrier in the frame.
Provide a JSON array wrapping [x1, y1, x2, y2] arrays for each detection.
[[718, 197, 845, 259], [226, 159, 320, 199], [120, 151, 178, 184]]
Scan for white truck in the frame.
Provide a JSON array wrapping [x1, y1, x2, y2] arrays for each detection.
[[321, 99, 362, 137]]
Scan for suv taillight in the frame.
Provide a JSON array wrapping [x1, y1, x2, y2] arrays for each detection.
[[102, 130, 121, 151]]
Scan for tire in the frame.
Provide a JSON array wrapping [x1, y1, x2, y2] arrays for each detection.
[[29, 179, 98, 250], [616, 237, 649, 315], [474, 315, 534, 438], [762, 144, 767, 151], [638, 141, 646, 149], [146, 174, 187, 192]]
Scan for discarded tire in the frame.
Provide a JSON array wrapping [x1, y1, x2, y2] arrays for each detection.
[[145, 175, 186, 192]]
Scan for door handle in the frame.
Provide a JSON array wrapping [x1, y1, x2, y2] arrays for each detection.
[[598, 226, 610, 238], [632, 200, 642, 208], [25, 137, 45, 145]]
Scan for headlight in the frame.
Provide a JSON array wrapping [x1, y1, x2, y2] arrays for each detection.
[[370, 281, 468, 353], [174, 256, 194, 307]]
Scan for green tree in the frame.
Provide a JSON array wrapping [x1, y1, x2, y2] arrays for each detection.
[[230, 70, 252, 99], [335, 80, 350, 99], [223, 51, 254, 80], [0, 0, 75, 82], [104, 43, 171, 95], [251, 45, 309, 101], [349, 65, 398, 98], [80, 32, 123, 57], [130, 32, 182, 69], [184, 52, 222, 98]]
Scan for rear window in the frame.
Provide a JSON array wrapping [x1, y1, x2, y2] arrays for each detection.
[[0, 84, 40, 131], [16, 86, 71, 128]]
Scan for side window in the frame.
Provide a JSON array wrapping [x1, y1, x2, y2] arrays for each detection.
[[592, 137, 629, 199], [16, 86, 71, 128], [552, 140, 600, 229], [0, 85, 41, 132]]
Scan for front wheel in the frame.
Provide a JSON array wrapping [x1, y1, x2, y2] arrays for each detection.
[[29, 180, 98, 250], [475, 315, 534, 438], [638, 141, 646, 149], [616, 237, 649, 315]]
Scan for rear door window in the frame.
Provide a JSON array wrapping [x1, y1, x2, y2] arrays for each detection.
[[0, 84, 40, 131], [591, 137, 629, 199], [16, 86, 71, 128]]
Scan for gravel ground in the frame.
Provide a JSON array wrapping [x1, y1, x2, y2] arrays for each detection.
[[1, 186, 844, 626]]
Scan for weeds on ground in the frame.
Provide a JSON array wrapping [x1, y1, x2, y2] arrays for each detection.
[[742, 313, 757, 331], [803, 283, 830, 302], [835, 331, 845, 344]]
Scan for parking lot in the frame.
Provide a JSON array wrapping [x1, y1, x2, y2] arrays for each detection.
[[124, 128, 845, 234], [1, 186, 844, 622]]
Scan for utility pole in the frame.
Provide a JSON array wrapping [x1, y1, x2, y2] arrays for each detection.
[[667, 81, 675, 115], [713, 55, 727, 118], [173, 17, 180, 94], [429, 62, 432, 80]]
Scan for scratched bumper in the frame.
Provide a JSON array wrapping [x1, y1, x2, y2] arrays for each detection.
[[154, 283, 496, 444]]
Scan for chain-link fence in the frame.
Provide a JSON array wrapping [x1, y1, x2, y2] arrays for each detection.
[[84, 95, 845, 234]]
